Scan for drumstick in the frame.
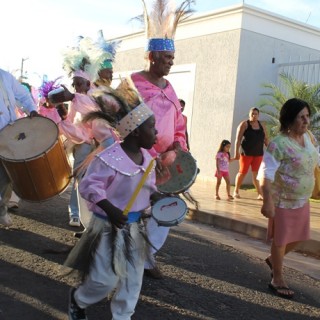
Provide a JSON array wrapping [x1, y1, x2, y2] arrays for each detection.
[[123, 158, 155, 216]]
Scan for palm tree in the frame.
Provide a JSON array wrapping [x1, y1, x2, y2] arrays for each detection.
[[257, 72, 320, 140]]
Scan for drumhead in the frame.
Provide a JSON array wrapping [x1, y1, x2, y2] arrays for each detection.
[[157, 151, 198, 194], [0, 117, 58, 161], [152, 197, 187, 226]]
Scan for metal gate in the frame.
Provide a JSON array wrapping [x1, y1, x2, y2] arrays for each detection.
[[278, 59, 320, 89]]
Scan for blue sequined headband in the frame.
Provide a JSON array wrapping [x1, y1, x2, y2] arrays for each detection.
[[146, 38, 175, 52]]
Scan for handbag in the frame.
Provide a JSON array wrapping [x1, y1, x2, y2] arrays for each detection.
[[307, 130, 320, 199]]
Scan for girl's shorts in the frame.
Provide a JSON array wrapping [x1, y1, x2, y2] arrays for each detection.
[[215, 170, 229, 178]]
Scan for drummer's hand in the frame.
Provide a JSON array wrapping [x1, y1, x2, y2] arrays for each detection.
[[155, 157, 164, 176], [97, 199, 127, 229], [50, 85, 75, 104], [150, 192, 166, 205], [29, 110, 41, 118], [108, 209, 128, 229], [172, 141, 182, 152], [56, 104, 68, 120], [60, 85, 75, 101]]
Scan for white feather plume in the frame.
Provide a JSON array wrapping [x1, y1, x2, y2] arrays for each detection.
[[141, 0, 195, 39]]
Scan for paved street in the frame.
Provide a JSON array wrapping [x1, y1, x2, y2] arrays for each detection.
[[0, 184, 320, 319]]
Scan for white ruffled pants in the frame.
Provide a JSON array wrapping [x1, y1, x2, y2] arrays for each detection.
[[144, 217, 170, 269], [74, 224, 145, 320]]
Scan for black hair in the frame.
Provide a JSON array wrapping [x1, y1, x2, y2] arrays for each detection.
[[218, 140, 231, 158], [179, 99, 185, 106], [249, 107, 259, 114], [279, 98, 311, 133]]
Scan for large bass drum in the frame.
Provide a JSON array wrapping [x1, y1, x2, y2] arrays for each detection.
[[0, 117, 71, 201]]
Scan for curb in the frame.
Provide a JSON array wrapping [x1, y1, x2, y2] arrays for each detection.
[[187, 208, 320, 257]]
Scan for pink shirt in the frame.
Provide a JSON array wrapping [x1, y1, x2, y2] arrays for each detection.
[[131, 73, 187, 157], [79, 142, 157, 218], [58, 93, 114, 144], [216, 152, 230, 172], [39, 106, 61, 124]]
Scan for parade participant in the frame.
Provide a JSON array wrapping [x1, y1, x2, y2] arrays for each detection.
[[50, 35, 120, 229], [233, 107, 269, 199], [38, 77, 63, 124], [65, 85, 159, 320], [131, 0, 194, 279], [93, 30, 120, 88], [0, 68, 38, 227], [56, 69, 95, 228], [179, 99, 190, 150], [259, 98, 317, 299]]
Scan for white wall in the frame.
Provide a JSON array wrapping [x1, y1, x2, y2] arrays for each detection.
[[112, 4, 320, 184]]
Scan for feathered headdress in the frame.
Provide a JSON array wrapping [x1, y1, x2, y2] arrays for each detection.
[[85, 77, 153, 139], [62, 36, 103, 82], [38, 77, 62, 98], [141, 0, 195, 51], [95, 30, 121, 70]]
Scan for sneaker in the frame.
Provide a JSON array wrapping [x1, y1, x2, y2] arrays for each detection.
[[8, 201, 19, 209], [69, 217, 81, 227], [73, 231, 85, 239], [68, 288, 87, 320], [0, 213, 13, 227], [144, 266, 163, 280]]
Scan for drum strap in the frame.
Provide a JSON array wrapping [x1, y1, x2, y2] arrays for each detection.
[[123, 158, 155, 216]]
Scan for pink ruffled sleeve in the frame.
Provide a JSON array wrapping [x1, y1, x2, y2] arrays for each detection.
[[58, 119, 92, 144], [79, 157, 116, 217]]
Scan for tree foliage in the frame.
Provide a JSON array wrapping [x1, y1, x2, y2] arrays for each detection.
[[257, 73, 320, 140]]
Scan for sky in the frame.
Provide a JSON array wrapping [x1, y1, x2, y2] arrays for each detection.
[[1, 0, 319, 86]]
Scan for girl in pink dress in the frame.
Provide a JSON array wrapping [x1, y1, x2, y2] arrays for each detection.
[[215, 140, 235, 200]]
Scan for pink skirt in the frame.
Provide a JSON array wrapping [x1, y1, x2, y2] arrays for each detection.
[[267, 202, 310, 246]]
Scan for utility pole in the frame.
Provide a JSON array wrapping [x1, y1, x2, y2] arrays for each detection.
[[20, 57, 29, 82]]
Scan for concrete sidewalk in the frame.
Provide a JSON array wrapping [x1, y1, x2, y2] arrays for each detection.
[[187, 179, 320, 257]]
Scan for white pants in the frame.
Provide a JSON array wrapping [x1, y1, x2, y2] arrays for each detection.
[[70, 143, 95, 224], [74, 224, 145, 320], [144, 217, 170, 269]]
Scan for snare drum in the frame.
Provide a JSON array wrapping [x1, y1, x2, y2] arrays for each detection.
[[151, 197, 187, 227], [156, 150, 198, 194], [0, 117, 71, 201]]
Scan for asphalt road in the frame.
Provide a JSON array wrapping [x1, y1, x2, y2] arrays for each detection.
[[0, 188, 319, 320]]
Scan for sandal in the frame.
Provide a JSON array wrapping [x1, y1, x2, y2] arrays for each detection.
[[268, 283, 294, 299], [228, 195, 234, 200], [215, 195, 221, 200]]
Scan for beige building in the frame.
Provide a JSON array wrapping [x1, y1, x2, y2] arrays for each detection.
[[112, 3, 320, 183]]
